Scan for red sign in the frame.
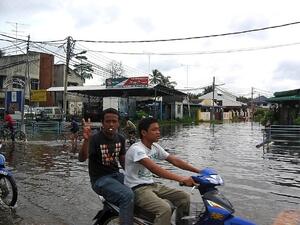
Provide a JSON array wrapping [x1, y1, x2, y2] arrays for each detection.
[[123, 77, 148, 87], [106, 76, 149, 88]]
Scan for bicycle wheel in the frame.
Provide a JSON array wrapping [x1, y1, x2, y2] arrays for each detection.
[[0, 129, 10, 142], [15, 131, 27, 142], [0, 175, 18, 207], [56, 134, 66, 145]]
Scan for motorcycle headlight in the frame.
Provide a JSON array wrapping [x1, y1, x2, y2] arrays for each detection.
[[207, 175, 224, 185]]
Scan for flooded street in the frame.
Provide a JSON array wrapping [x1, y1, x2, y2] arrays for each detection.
[[1, 122, 299, 225]]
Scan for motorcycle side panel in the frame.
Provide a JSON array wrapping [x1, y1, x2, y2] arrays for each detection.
[[224, 216, 257, 225]]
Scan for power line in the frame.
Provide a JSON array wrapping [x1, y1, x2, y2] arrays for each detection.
[[74, 21, 300, 43], [79, 41, 300, 56]]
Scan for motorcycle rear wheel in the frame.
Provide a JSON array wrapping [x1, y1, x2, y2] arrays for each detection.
[[0, 175, 18, 207], [102, 216, 120, 225]]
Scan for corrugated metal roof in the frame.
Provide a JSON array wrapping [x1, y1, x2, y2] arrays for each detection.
[[47, 84, 187, 97], [268, 95, 300, 102]]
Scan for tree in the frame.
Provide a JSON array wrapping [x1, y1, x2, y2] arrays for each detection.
[[237, 96, 251, 104], [107, 60, 124, 78], [150, 69, 177, 89], [150, 69, 163, 85], [202, 85, 213, 95], [73, 55, 94, 82]]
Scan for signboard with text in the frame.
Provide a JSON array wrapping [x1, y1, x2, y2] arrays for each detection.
[[106, 76, 149, 88], [5, 91, 23, 112], [31, 89, 47, 102]]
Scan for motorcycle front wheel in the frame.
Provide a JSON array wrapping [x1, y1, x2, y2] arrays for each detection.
[[101, 216, 141, 225], [0, 175, 18, 207]]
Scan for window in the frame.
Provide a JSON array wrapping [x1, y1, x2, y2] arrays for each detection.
[[31, 79, 39, 90]]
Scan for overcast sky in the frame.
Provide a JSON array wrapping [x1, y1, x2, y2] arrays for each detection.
[[1, 0, 300, 97]]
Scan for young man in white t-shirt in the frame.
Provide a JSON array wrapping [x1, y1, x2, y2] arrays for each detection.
[[125, 117, 201, 225]]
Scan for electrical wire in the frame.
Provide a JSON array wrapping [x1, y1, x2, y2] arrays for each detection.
[[74, 21, 300, 43], [78, 41, 300, 56]]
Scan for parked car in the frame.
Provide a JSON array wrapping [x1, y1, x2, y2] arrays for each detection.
[[35, 107, 63, 121]]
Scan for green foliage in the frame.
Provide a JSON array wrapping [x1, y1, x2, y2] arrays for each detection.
[[294, 117, 300, 125], [175, 116, 194, 123], [150, 69, 177, 88], [236, 96, 251, 103], [258, 109, 280, 125], [135, 110, 149, 119], [253, 108, 267, 123], [74, 54, 94, 81], [202, 86, 213, 95]]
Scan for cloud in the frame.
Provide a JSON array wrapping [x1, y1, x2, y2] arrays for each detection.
[[274, 60, 300, 80], [0, 0, 59, 16], [71, 5, 120, 29], [230, 16, 269, 40], [133, 17, 154, 33]]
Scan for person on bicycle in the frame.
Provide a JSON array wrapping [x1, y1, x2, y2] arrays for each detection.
[[70, 116, 79, 150], [125, 117, 200, 225], [4, 110, 15, 142], [78, 108, 134, 225]]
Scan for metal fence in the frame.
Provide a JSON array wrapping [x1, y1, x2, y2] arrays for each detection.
[[261, 125, 300, 150]]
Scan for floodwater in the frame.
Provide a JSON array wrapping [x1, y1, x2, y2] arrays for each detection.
[[0, 122, 299, 225]]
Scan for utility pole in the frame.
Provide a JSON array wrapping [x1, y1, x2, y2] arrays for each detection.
[[148, 54, 151, 75], [63, 36, 73, 120], [251, 87, 254, 122], [21, 35, 30, 133], [211, 76, 215, 122]]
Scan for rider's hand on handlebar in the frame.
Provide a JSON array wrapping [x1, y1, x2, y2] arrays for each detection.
[[82, 118, 92, 140], [179, 176, 197, 187]]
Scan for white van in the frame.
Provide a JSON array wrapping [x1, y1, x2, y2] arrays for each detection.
[[35, 107, 63, 121]]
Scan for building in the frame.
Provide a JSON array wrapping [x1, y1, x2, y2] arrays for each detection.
[[47, 83, 187, 120], [0, 52, 84, 113], [197, 88, 247, 121], [251, 95, 271, 109], [268, 88, 300, 125]]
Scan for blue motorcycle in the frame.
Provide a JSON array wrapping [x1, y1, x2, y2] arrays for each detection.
[[93, 168, 257, 225], [0, 143, 18, 207]]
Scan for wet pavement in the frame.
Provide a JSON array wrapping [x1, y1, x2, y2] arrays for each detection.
[[0, 122, 299, 225]]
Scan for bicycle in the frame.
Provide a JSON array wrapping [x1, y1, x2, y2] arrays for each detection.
[[0, 127, 26, 142], [56, 129, 83, 146]]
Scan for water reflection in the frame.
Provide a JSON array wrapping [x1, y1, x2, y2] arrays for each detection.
[[0, 122, 299, 225]]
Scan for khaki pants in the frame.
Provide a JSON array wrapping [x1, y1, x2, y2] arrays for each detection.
[[134, 183, 190, 225]]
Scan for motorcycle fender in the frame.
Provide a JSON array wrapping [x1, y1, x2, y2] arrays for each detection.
[[93, 208, 118, 225], [0, 169, 11, 176], [224, 216, 257, 225]]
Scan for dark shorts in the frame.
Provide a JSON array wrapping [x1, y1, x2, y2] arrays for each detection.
[[70, 128, 79, 134]]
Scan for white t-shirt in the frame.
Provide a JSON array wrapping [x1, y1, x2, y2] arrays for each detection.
[[124, 141, 169, 188]]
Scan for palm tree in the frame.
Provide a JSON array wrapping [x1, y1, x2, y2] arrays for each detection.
[[150, 69, 177, 88], [150, 69, 163, 85]]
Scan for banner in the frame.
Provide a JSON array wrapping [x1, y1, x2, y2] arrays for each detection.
[[106, 76, 149, 88]]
